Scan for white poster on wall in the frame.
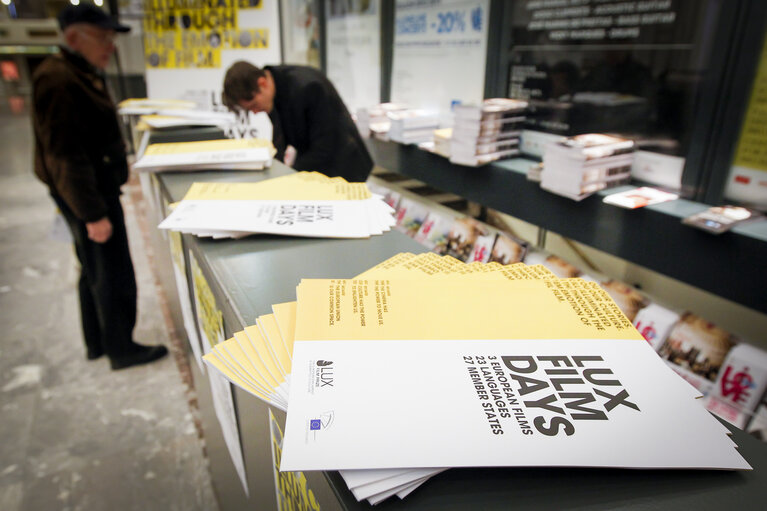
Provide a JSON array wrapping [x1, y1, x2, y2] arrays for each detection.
[[724, 35, 767, 210], [391, 0, 489, 120], [325, 0, 381, 113], [143, 0, 282, 139], [279, 0, 321, 67]]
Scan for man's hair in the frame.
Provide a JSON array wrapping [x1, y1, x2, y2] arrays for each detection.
[[222, 61, 266, 112]]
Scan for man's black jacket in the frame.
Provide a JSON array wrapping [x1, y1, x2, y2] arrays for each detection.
[[32, 47, 128, 222], [266, 65, 373, 182]]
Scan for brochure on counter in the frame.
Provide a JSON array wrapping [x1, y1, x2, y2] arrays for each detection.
[[159, 172, 395, 240], [682, 206, 763, 234], [603, 186, 679, 209], [133, 138, 275, 173], [117, 97, 197, 115], [201, 252, 750, 505], [139, 111, 235, 130]]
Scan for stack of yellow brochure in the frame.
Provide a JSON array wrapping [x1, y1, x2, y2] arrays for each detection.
[[133, 138, 275, 173], [203, 253, 751, 505], [159, 172, 396, 239], [138, 110, 236, 130], [117, 97, 197, 115]]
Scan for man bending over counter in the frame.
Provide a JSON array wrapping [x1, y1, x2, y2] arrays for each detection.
[[222, 61, 373, 182]]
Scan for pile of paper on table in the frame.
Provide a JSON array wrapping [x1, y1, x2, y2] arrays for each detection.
[[133, 138, 274, 173], [450, 98, 527, 166], [158, 171, 396, 239], [138, 109, 236, 130], [541, 134, 635, 200], [355, 103, 409, 138], [117, 98, 197, 116], [388, 109, 440, 145], [432, 128, 453, 158], [202, 251, 751, 505], [602, 186, 679, 209]]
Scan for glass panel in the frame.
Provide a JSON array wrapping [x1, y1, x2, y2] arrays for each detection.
[[324, 0, 381, 113], [391, 0, 490, 117], [506, 0, 720, 188], [723, 32, 767, 211], [279, 0, 321, 67]]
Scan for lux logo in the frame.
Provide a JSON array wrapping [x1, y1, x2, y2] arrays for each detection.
[[720, 366, 755, 404]]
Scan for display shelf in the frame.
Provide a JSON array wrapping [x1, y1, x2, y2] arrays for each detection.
[[366, 138, 767, 314], [140, 122, 767, 510], [149, 162, 767, 511]]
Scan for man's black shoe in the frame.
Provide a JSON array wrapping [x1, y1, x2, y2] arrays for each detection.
[[110, 345, 169, 370], [86, 347, 104, 360]]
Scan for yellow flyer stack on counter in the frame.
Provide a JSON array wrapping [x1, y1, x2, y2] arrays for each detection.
[[139, 112, 236, 130], [133, 138, 275, 173], [201, 253, 751, 506], [159, 172, 395, 240], [117, 97, 197, 115]]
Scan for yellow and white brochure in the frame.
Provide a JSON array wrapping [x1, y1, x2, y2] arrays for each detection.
[[159, 199, 389, 238], [159, 172, 395, 239], [280, 278, 750, 472], [133, 138, 274, 172]]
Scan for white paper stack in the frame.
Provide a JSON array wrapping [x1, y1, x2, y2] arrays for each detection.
[[201, 253, 751, 505], [355, 103, 409, 138], [432, 128, 453, 158], [541, 134, 635, 200], [133, 138, 275, 173], [388, 109, 440, 145], [450, 98, 527, 166], [117, 97, 197, 116], [139, 109, 236, 130], [158, 172, 396, 239]]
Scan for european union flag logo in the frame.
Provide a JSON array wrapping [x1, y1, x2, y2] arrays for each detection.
[[310, 419, 322, 430], [471, 7, 483, 31]]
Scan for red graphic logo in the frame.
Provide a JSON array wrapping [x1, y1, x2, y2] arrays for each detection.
[[472, 245, 487, 262], [720, 366, 754, 404], [634, 321, 656, 343]]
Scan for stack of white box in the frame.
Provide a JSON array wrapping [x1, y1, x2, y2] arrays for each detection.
[[541, 133, 635, 201], [388, 109, 440, 145], [450, 98, 527, 166], [355, 103, 409, 139]]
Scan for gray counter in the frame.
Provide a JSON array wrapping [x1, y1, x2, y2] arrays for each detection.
[[147, 162, 767, 511]]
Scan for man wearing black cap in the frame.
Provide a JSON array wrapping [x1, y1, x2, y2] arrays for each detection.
[[32, 4, 168, 370]]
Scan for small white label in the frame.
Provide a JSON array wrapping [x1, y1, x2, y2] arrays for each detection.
[[631, 151, 685, 190], [520, 130, 565, 158]]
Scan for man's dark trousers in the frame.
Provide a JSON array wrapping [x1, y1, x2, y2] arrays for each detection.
[[52, 193, 137, 358]]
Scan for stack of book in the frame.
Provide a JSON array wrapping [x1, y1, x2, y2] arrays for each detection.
[[133, 138, 274, 173], [450, 98, 527, 166], [138, 109, 236, 130], [355, 103, 409, 138], [432, 128, 453, 158], [202, 252, 751, 505], [158, 172, 395, 239], [541, 134, 635, 200], [117, 97, 197, 115], [388, 109, 440, 145]]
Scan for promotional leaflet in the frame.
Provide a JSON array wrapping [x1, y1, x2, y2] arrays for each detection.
[[159, 172, 395, 239], [133, 138, 274, 172], [201, 253, 747, 504], [280, 278, 748, 472], [188, 252, 248, 494], [168, 231, 205, 371]]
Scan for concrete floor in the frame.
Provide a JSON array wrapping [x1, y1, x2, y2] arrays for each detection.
[[0, 106, 219, 510]]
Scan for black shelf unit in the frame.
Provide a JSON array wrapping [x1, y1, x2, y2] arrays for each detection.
[[366, 138, 767, 315]]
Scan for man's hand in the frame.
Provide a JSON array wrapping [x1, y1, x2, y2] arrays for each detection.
[[86, 217, 113, 243]]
